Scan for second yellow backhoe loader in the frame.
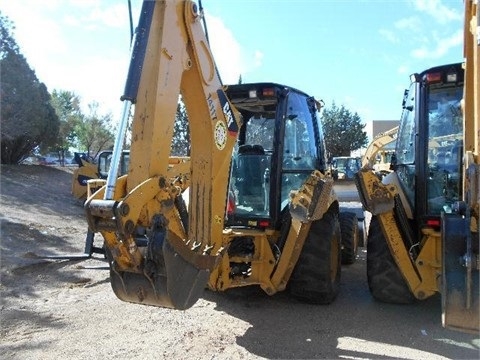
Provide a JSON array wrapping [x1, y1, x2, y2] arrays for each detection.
[[71, 151, 131, 201], [71, 152, 98, 201], [355, 0, 479, 334], [361, 126, 398, 179], [83, 0, 358, 310]]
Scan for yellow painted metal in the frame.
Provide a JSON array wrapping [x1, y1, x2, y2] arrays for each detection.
[[289, 170, 335, 222], [83, 0, 341, 309], [85, 0, 242, 276], [126, 2, 185, 185], [415, 228, 442, 297], [209, 212, 314, 295], [180, 1, 242, 255], [376, 212, 424, 298], [361, 126, 398, 169], [270, 171, 336, 291], [356, 2, 479, 332], [463, 0, 480, 229], [207, 170, 337, 294], [462, 0, 479, 159], [212, 229, 277, 292], [463, 0, 480, 225], [355, 168, 396, 214], [86, 179, 107, 199], [443, 0, 480, 333], [71, 160, 98, 201], [270, 218, 312, 292], [356, 169, 439, 300]]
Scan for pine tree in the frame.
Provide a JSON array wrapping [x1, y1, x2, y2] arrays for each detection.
[[321, 102, 368, 159]]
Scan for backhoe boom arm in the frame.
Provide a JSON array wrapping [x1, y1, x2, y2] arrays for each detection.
[[85, 0, 241, 309]]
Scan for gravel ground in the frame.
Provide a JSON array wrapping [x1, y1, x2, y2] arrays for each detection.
[[1, 165, 479, 360]]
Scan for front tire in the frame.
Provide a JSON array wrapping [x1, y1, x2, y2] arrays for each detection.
[[339, 212, 358, 265], [288, 204, 341, 304], [367, 216, 415, 304]]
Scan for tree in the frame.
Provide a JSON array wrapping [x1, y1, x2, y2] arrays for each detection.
[[48, 90, 83, 165], [171, 99, 190, 156], [321, 102, 368, 158], [0, 13, 59, 164], [75, 102, 115, 159]]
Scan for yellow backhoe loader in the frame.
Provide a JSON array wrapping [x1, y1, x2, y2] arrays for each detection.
[[71, 151, 131, 201], [71, 152, 98, 201], [83, 0, 358, 310], [355, 0, 479, 334], [361, 126, 398, 179]]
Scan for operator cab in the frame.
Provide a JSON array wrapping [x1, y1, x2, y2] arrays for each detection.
[[392, 63, 463, 228], [97, 150, 131, 179], [330, 156, 361, 180], [224, 82, 327, 229]]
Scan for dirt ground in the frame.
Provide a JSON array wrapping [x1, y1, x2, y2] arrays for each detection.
[[1, 165, 479, 360]]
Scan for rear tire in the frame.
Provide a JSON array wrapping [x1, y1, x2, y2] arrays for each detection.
[[367, 216, 415, 304], [339, 212, 358, 265], [288, 204, 341, 304]]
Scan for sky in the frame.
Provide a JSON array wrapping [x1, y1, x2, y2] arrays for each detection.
[[0, 0, 465, 139]]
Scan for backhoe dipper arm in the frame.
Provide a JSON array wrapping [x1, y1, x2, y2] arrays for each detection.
[[361, 126, 398, 168], [84, 0, 241, 310]]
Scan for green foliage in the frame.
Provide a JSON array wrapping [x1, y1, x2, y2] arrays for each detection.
[[0, 13, 17, 55], [48, 90, 83, 164], [171, 100, 190, 156], [321, 102, 368, 158], [75, 102, 115, 159], [0, 13, 59, 164]]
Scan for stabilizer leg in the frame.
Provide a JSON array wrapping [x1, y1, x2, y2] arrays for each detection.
[[36, 230, 105, 261], [442, 214, 479, 333]]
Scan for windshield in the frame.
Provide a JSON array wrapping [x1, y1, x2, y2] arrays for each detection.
[[333, 158, 348, 170], [229, 116, 274, 221], [332, 157, 359, 171], [98, 151, 130, 178], [245, 116, 276, 151], [227, 90, 320, 226], [426, 85, 463, 214]]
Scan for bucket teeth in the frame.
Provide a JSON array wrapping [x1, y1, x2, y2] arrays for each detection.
[[203, 244, 214, 255], [191, 241, 202, 251]]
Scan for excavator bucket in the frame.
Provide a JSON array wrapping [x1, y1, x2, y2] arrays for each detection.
[[109, 230, 213, 310], [441, 214, 480, 333]]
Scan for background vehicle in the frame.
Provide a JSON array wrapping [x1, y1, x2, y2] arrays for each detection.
[[71, 151, 130, 201], [84, 0, 358, 310], [355, 49, 479, 335], [330, 156, 361, 180], [71, 152, 97, 201]]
